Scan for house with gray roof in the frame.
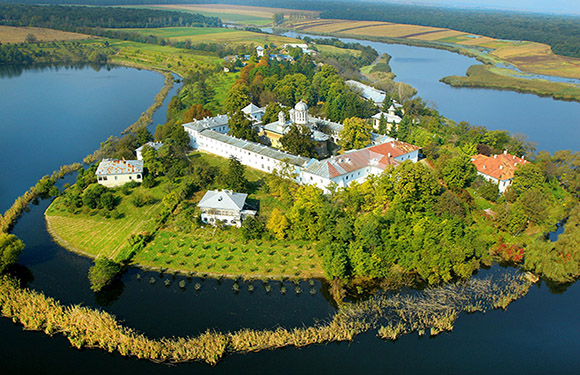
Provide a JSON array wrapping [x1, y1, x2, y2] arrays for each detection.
[[96, 159, 144, 188], [135, 141, 163, 160], [182, 114, 229, 148], [198, 189, 257, 227], [242, 103, 265, 123]]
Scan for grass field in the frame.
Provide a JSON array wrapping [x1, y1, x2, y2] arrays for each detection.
[[107, 39, 221, 77], [117, 27, 299, 46], [441, 64, 580, 102], [46, 152, 323, 278], [290, 18, 580, 79], [0, 26, 92, 44]]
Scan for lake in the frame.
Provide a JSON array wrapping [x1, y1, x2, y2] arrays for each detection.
[[283, 31, 580, 153], [0, 60, 579, 373]]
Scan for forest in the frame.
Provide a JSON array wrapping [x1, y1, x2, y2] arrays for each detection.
[[0, 4, 221, 29]]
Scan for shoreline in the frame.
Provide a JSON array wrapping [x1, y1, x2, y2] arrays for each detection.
[[278, 27, 580, 103]]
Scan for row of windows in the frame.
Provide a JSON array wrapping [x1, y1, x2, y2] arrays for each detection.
[[97, 174, 141, 181]]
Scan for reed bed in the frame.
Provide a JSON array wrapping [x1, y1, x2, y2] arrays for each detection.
[[0, 272, 531, 365], [0, 162, 82, 233]]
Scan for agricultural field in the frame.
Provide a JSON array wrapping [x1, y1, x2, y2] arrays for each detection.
[[0, 25, 92, 44], [141, 4, 319, 26], [290, 18, 580, 79], [46, 152, 323, 278], [117, 27, 299, 47], [107, 40, 222, 77]]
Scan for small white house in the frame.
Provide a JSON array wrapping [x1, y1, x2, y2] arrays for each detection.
[[135, 141, 163, 160], [96, 159, 143, 188], [256, 45, 264, 57], [198, 190, 257, 227], [241, 103, 265, 123], [372, 106, 402, 132]]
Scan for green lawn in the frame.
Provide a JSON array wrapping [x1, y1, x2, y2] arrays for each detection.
[[46, 152, 323, 278], [117, 27, 299, 46]]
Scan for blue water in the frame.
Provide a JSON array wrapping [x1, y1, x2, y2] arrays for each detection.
[[1, 61, 580, 374], [284, 31, 580, 153], [0, 64, 165, 212]]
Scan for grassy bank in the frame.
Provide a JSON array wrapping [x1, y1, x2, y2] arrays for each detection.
[[45, 152, 323, 278], [441, 65, 580, 103], [0, 272, 531, 365]]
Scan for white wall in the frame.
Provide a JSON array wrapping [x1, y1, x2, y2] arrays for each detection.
[[97, 173, 142, 188]]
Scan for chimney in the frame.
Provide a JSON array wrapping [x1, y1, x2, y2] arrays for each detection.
[[504, 150, 507, 155], [499, 165, 503, 170]]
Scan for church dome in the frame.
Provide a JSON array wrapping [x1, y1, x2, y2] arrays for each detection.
[[295, 101, 308, 112]]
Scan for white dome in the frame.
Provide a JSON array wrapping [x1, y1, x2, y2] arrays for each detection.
[[295, 101, 308, 111]]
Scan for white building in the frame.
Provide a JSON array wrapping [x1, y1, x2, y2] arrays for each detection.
[[256, 45, 264, 57], [300, 140, 420, 193], [182, 114, 230, 149], [471, 151, 529, 193], [96, 159, 143, 188], [241, 103, 265, 123], [372, 105, 402, 132], [346, 80, 387, 106], [284, 43, 314, 54], [198, 189, 257, 227], [135, 141, 163, 160], [183, 112, 420, 194]]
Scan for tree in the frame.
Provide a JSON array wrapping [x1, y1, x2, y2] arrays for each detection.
[[338, 117, 372, 150], [184, 104, 212, 122], [224, 84, 250, 113], [228, 111, 257, 142], [266, 208, 289, 240], [135, 127, 153, 146], [381, 92, 393, 112], [241, 216, 265, 241], [82, 183, 107, 209], [397, 115, 412, 141], [88, 257, 123, 292], [441, 156, 477, 192], [0, 233, 24, 273], [274, 73, 309, 106], [225, 156, 247, 192], [261, 102, 287, 125], [512, 163, 545, 195], [280, 124, 316, 157], [25, 33, 37, 44]]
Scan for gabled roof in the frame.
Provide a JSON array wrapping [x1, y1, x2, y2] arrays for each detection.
[[371, 111, 402, 123], [96, 159, 143, 175], [198, 190, 247, 211], [135, 141, 163, 154], [304, 147, 400, 179], [367, 140, 421, 157], [242, 103, 264, 115], [472, 152, 528, 181], [183, 114, 229, 132]]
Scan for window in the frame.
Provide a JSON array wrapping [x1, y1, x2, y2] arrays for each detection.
[[129, 176, 132, 180], [137, 174, 142, 179], [114, 176, 118, 180]]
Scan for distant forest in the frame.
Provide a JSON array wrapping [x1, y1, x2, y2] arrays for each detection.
[[0, 4, 221, 29], [0, 1, 578, 58]]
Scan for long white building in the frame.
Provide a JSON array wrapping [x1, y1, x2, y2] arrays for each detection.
[[183, 114, 420, 193]]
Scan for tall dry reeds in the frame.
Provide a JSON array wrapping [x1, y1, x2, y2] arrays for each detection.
[[0, 272, 531, 365]]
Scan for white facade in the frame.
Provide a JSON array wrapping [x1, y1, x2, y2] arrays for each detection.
[[198, 189, 256, 227], [96, 159, 143, 188]]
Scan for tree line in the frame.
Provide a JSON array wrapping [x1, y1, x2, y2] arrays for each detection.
[[0, 4, 221, 29]]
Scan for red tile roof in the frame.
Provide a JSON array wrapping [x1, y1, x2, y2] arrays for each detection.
[[96, 159, 144, 175], [471, 152, 528, 181], [368, 140, 421, 157]]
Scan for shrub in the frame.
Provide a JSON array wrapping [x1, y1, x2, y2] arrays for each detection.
[[88, 258, 123, 292], [0, 234, 24, 274]]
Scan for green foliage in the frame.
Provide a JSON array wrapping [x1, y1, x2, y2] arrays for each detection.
[[0, 234, 24, 274], [88, 257, 123, 292], [280, 124, 316, 158], [274, 73, 309, 106], [228, 111, 258, 142], [224, 156, 248, 192], [266, 208, 289, 240], [441, 156, 477, 192], [338, 117, 372, 150], [241, 216, 265, 241], [525, 205, 580, 283], [82, 183, 107, 209], [511, 163, 545, 196], [261, 102, 288, 125], [224, 84, 251, 113]]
